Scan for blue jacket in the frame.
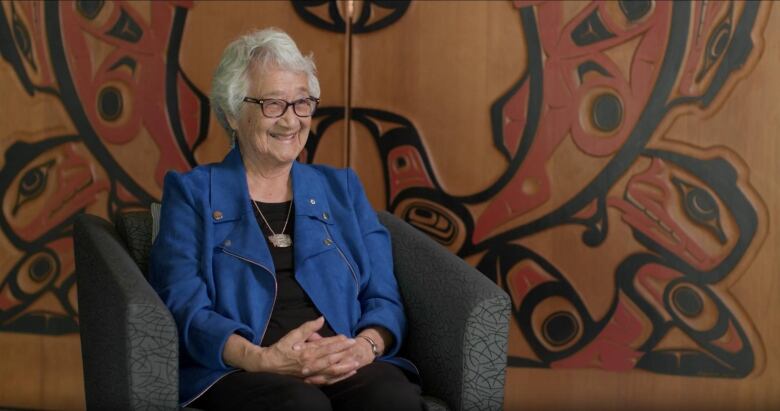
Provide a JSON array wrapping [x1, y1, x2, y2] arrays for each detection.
[[149, 148, 411, 405]]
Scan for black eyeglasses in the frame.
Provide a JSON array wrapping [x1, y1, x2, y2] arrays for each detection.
[[242, 96, 320, 118]]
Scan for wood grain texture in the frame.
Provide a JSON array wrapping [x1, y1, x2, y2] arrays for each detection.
[[347, 1, 779, 410], [0, 1, 347, 408], [1, 1, 778, 409]]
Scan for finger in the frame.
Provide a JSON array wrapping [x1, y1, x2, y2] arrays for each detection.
[[307, 332, 323, 342], [304, 375, 329, 385], [326, 370, 357, 385], [311, 358, 361, 379], [302, 352, 360, 377], [309, 337, 357, 360], [297, 316, 325, 336], [295, 334, 348, 352], [306, 369, 357, 386], [283, 317, 325, 346], [304, 334, 347, 347], [307, 348, 353, 372]]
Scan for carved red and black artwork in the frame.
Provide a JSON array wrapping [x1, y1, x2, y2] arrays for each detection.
[[0, 0, 207, 334], [307, 1, 769, 378], [0, 0, 769, 381]]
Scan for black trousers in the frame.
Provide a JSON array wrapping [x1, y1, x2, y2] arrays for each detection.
[[189, 362, 424, 411]]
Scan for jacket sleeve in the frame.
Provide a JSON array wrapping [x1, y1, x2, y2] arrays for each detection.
[[347, 168, 406, 357], [149, 171, 255, 370]]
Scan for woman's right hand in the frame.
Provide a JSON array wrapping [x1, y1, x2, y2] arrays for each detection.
[[224, 317, 358, 379]]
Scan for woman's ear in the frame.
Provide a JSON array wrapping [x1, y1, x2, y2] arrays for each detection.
[[226, 114, 239, 131]]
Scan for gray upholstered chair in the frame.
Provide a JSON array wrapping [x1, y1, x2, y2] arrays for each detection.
[[74, 209, 510, 411]]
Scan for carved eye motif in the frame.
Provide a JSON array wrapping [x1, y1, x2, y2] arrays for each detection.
[[11, 2, 36, 71], [17, 251, 58, 297], [671, 176, 727, 244], [97, 86, 123, 122], [696, 4, 734, 82], [76, 0, 105, 20], [12, 159, 55, 216], [618, 0, 652, 24], [542, 311, 580, 348]]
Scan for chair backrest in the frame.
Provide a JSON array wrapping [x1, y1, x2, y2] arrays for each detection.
[[74, 213, 180, 410], [115, 210, 154, 277]]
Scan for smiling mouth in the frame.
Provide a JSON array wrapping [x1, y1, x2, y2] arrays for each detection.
[[270, 131, 298, 141]]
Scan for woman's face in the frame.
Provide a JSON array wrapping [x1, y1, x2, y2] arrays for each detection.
[[231, 64, 312, 168]]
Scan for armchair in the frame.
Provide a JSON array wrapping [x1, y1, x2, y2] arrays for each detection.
[[74, 210, 510, 410]]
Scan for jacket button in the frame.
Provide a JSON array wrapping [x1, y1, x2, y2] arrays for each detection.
[[323, 238, 333, 246], [322, 212, 329, 220], [213, 210, 223, 221], [224, 240, 232, 247], [309, 198, 316, 205]]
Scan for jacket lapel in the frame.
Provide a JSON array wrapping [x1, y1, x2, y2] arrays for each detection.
[[291, 162, 335, 264], [208, 153, 337, 272], [210, 148, 275, 272]]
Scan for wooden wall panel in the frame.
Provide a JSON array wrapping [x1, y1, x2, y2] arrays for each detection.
[[0, 1, 346, 408], [2, 0, 779, 409], [349, 1, 779, 410], [350, 1, 523, 199]]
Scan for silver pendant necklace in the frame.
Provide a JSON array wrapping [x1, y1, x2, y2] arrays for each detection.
[[253, 199, 293, 248]]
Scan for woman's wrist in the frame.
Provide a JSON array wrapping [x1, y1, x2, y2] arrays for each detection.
[[223, 333, 266, 371], [357, 327, 392, 357], [357, 335, 379, 358]]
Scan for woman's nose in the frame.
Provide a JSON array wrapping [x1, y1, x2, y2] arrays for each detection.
[[278, 105, 299, 127]]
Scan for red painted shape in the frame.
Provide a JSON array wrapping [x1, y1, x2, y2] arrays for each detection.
[[14, 2, 57, 90], [502, 79, 530, 157], [634, 263, 683, 310], [507, 264, 554, 305], [552, 299, 644, 371], [473, 1, 672, 243], [0, 285, 20, 311], [607, 157, 727, 271], [387, 146, 435, 204], [115, 181, 141, 204], [574, 198, 599, 220], [58, 1, 202, 187], [678, 2, 728, 97], [712, 319, 744, 353], [16, 143, 109, 243]]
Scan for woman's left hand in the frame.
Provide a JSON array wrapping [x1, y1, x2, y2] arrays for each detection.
[[301, 336, 375, 385]]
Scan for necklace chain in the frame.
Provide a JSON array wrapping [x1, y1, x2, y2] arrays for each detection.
[[252, 199, 293, 247]]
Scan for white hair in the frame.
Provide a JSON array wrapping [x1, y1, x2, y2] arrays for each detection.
[[210, 28, 320, 134]]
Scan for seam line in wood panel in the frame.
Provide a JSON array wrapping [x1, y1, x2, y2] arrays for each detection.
[[344, 0, 353, 168]]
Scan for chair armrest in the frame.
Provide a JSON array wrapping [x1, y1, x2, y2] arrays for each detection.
[[377, 211, 510, 411], [74, 214, 178, 410]]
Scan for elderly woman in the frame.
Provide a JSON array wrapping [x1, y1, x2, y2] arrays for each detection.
[[149, 28, 423, 410]]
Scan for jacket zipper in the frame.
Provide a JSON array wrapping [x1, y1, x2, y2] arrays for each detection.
[[322, 225, 360, 297], [219, 248, 278, 350], [182, 249, 277, 407]]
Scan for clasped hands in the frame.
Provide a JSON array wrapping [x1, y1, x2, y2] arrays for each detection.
[[226, 317, 376, 385]]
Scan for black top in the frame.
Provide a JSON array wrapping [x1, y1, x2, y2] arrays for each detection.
[[252, 200, 335, 346]]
